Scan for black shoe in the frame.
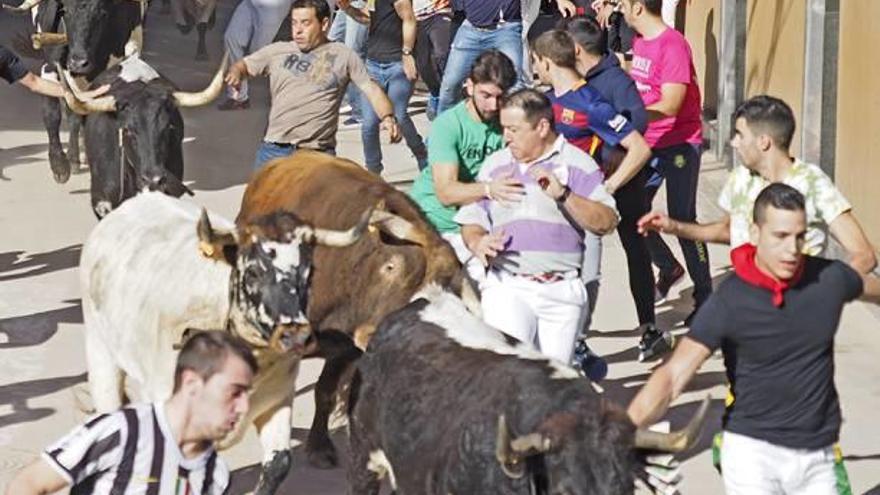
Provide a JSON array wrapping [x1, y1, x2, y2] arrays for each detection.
[[572, 339, 608, 382], [638, 324, 674, 362], [654, 264, 686, 304]]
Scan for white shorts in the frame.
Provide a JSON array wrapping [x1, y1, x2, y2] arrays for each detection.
[[720, 431, 840, 495]]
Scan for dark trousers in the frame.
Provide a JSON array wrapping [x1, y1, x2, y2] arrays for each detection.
[[644, 143, 713, 306], [616, 167, 656, 325], [415, 13, 452, 96]]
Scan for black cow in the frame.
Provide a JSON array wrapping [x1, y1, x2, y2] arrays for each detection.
[[58, 54, 226, 218], [347, 288, 708, 495], [3, 0, 143, 183]]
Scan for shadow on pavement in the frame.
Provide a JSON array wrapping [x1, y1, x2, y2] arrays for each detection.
[[0, 372, 87, 429], [0, 299, 82, 349], [0, 143, 49, 181], [0, 244, 82, 282]]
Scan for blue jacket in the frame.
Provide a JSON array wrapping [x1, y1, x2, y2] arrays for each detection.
[[584, 53, 647, 134]]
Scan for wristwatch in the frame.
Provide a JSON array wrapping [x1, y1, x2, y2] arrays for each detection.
[[402, 47, 413, 56], [556, 186, 572, 204]]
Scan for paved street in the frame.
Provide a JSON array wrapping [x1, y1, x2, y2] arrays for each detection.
[[1, 2, 878, 493]]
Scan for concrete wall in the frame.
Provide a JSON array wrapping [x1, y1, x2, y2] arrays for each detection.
[[744, 0, 807, 152], [682, 0, 721, 119], [834, 1, 880, 246]]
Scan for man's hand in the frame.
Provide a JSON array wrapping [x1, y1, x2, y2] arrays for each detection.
[[528, 167, 566, 201], [380, 115, 402, 143], [593, 0, 616, 28], [637, 211, 675, 235], [556, 0, 577, 17], [337, 0, 351, 7], [224, 61, 247, 95], [469, 230, 507, 267], [402, 53, 417, 81], [487, 172, 525, 205]]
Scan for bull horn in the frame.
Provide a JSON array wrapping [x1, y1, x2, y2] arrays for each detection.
[[2, 0, 43, 13], [495, 415, 526, 479], [31, 32, 67, 50], [57, 64, 116, 113], [312, 205, 374, 247], [172, 52, 229, 107], [369, 210, 427, 246], [633, 395, 711, 452]]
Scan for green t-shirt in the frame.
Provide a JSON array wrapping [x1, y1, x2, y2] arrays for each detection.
[[409, 101, 504, 233]]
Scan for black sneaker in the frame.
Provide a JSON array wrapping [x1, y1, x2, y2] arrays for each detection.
[[572, 339, 608, 382], [637, 324, 674, 362], [654, 264, 686, 304]]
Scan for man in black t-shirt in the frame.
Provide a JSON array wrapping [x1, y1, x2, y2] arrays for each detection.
[[0, 45, 65, 98], [628, 183, 880, 494]]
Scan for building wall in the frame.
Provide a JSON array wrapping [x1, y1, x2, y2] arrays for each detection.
[[682, 0, 721, 119], [835, 1, 880, 247], [744, 0, 807, 152]]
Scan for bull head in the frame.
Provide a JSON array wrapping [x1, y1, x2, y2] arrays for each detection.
[[197, 206, 375, 353], [64, 0, 146, 75]]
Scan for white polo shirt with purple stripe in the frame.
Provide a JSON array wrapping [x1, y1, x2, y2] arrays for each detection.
[[455, 135, 617, 276]]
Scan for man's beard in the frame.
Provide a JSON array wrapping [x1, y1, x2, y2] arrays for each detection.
[[470, 96, 498, 124]]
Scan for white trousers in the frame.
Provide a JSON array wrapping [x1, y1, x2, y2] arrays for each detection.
[[442, 232, 487, 289], [721, 431, 839, 495], [481, 270, 587, 364]]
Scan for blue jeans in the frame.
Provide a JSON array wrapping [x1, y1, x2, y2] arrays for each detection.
[[329, 5, 368, 121], [360, 59, 427, 174], [437, 20, 524, 113], [253, 142, 335, 170], [644, 143, 712, 306]]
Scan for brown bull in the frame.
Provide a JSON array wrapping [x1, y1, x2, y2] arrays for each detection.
[[237, 150, 477, 469]]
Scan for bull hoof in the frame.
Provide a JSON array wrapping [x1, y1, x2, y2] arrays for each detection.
[[305, 442, 338, 469], [49, 149, 71, 184]]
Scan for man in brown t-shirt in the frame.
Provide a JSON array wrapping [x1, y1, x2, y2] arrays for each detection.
[[224, 0, 401, 169]]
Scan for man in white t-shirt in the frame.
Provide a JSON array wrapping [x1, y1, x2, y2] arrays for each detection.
[[638, 95, 877, 275], [6, 331, 256, 495]]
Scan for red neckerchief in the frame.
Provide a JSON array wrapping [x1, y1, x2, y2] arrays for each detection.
[[730, 243, 804, 307]]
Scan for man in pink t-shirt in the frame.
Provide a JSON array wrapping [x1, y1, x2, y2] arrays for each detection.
[[621, 0, 712, 361]]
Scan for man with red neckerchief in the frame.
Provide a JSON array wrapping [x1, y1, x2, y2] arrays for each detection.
[[627, 183, 880, 495]]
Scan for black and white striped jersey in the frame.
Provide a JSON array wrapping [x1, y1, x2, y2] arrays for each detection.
[[43, 402, 230, 495]]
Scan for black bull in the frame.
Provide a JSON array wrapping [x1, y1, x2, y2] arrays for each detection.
[[57, 55, 227, 218], [3, 0, 143, 183]]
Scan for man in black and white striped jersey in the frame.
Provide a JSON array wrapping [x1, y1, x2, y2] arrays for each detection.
[[6, 331, 257, 495]]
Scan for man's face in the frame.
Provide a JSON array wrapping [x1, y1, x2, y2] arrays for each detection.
[[751, 206, 806, 281], [501, 107, 547, 163], [530, 53, 552, 85], [291, 7, 328, 51], [730, 117, 763, 171], [192, 355, 254, 440], [466, 80, 505, 122]]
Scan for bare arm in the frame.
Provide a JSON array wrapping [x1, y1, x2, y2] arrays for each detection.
[[355, 79, 402, 142], [604, 130, 652, 195], [627, 337, 712, 427], [223, 59, 251, 89], [646, 82, 686, 122], [394, 0, 418, 81], [5, 458, 69, 495], [828, 211, 877, 274], [561, 192, 618, 235], [434, 165, 525, 207], [338, 0, 371, 24], [18, 72, 64, 98], [638, 212, 731, 244], [860, 274, 880, 305]]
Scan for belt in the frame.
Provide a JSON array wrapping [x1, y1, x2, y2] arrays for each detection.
[[471, 19, 514, 30], [508, 270, 579, 284]]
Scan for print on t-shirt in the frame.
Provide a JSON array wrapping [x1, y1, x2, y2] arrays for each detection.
[[282, 51, 339, 90]]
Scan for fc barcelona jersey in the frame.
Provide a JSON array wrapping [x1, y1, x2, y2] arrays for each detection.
[[546, 81, 634, 170]]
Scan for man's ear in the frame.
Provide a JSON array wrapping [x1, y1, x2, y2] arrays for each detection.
[[757, 133, 774, 152], [464, 78, 474, 98]]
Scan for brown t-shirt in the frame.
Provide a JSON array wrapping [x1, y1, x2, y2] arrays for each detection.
[[244, 41, 371, 150]]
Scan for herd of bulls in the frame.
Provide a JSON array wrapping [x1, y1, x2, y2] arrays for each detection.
[[4, 0, 709, 492]]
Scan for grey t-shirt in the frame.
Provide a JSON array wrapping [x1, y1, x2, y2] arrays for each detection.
[[244, 41, 371, 150]]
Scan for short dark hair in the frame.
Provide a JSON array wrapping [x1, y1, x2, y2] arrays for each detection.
[[173, 331, 258, 392], [531, 30, 578, 70], [502, 88, 556, 131], [468, 50, 517, 91], [558, 15, 606, 57], [627, 0, 662, 16], [291, 0, 331, 22], [734, 95, 796, 151], [752, 183, 806, 225]]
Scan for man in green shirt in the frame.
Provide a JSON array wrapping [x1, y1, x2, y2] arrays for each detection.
[[409, 50, 521, 285]]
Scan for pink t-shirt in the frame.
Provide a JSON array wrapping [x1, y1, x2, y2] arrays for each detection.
[[630, 27, 702, 149]]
